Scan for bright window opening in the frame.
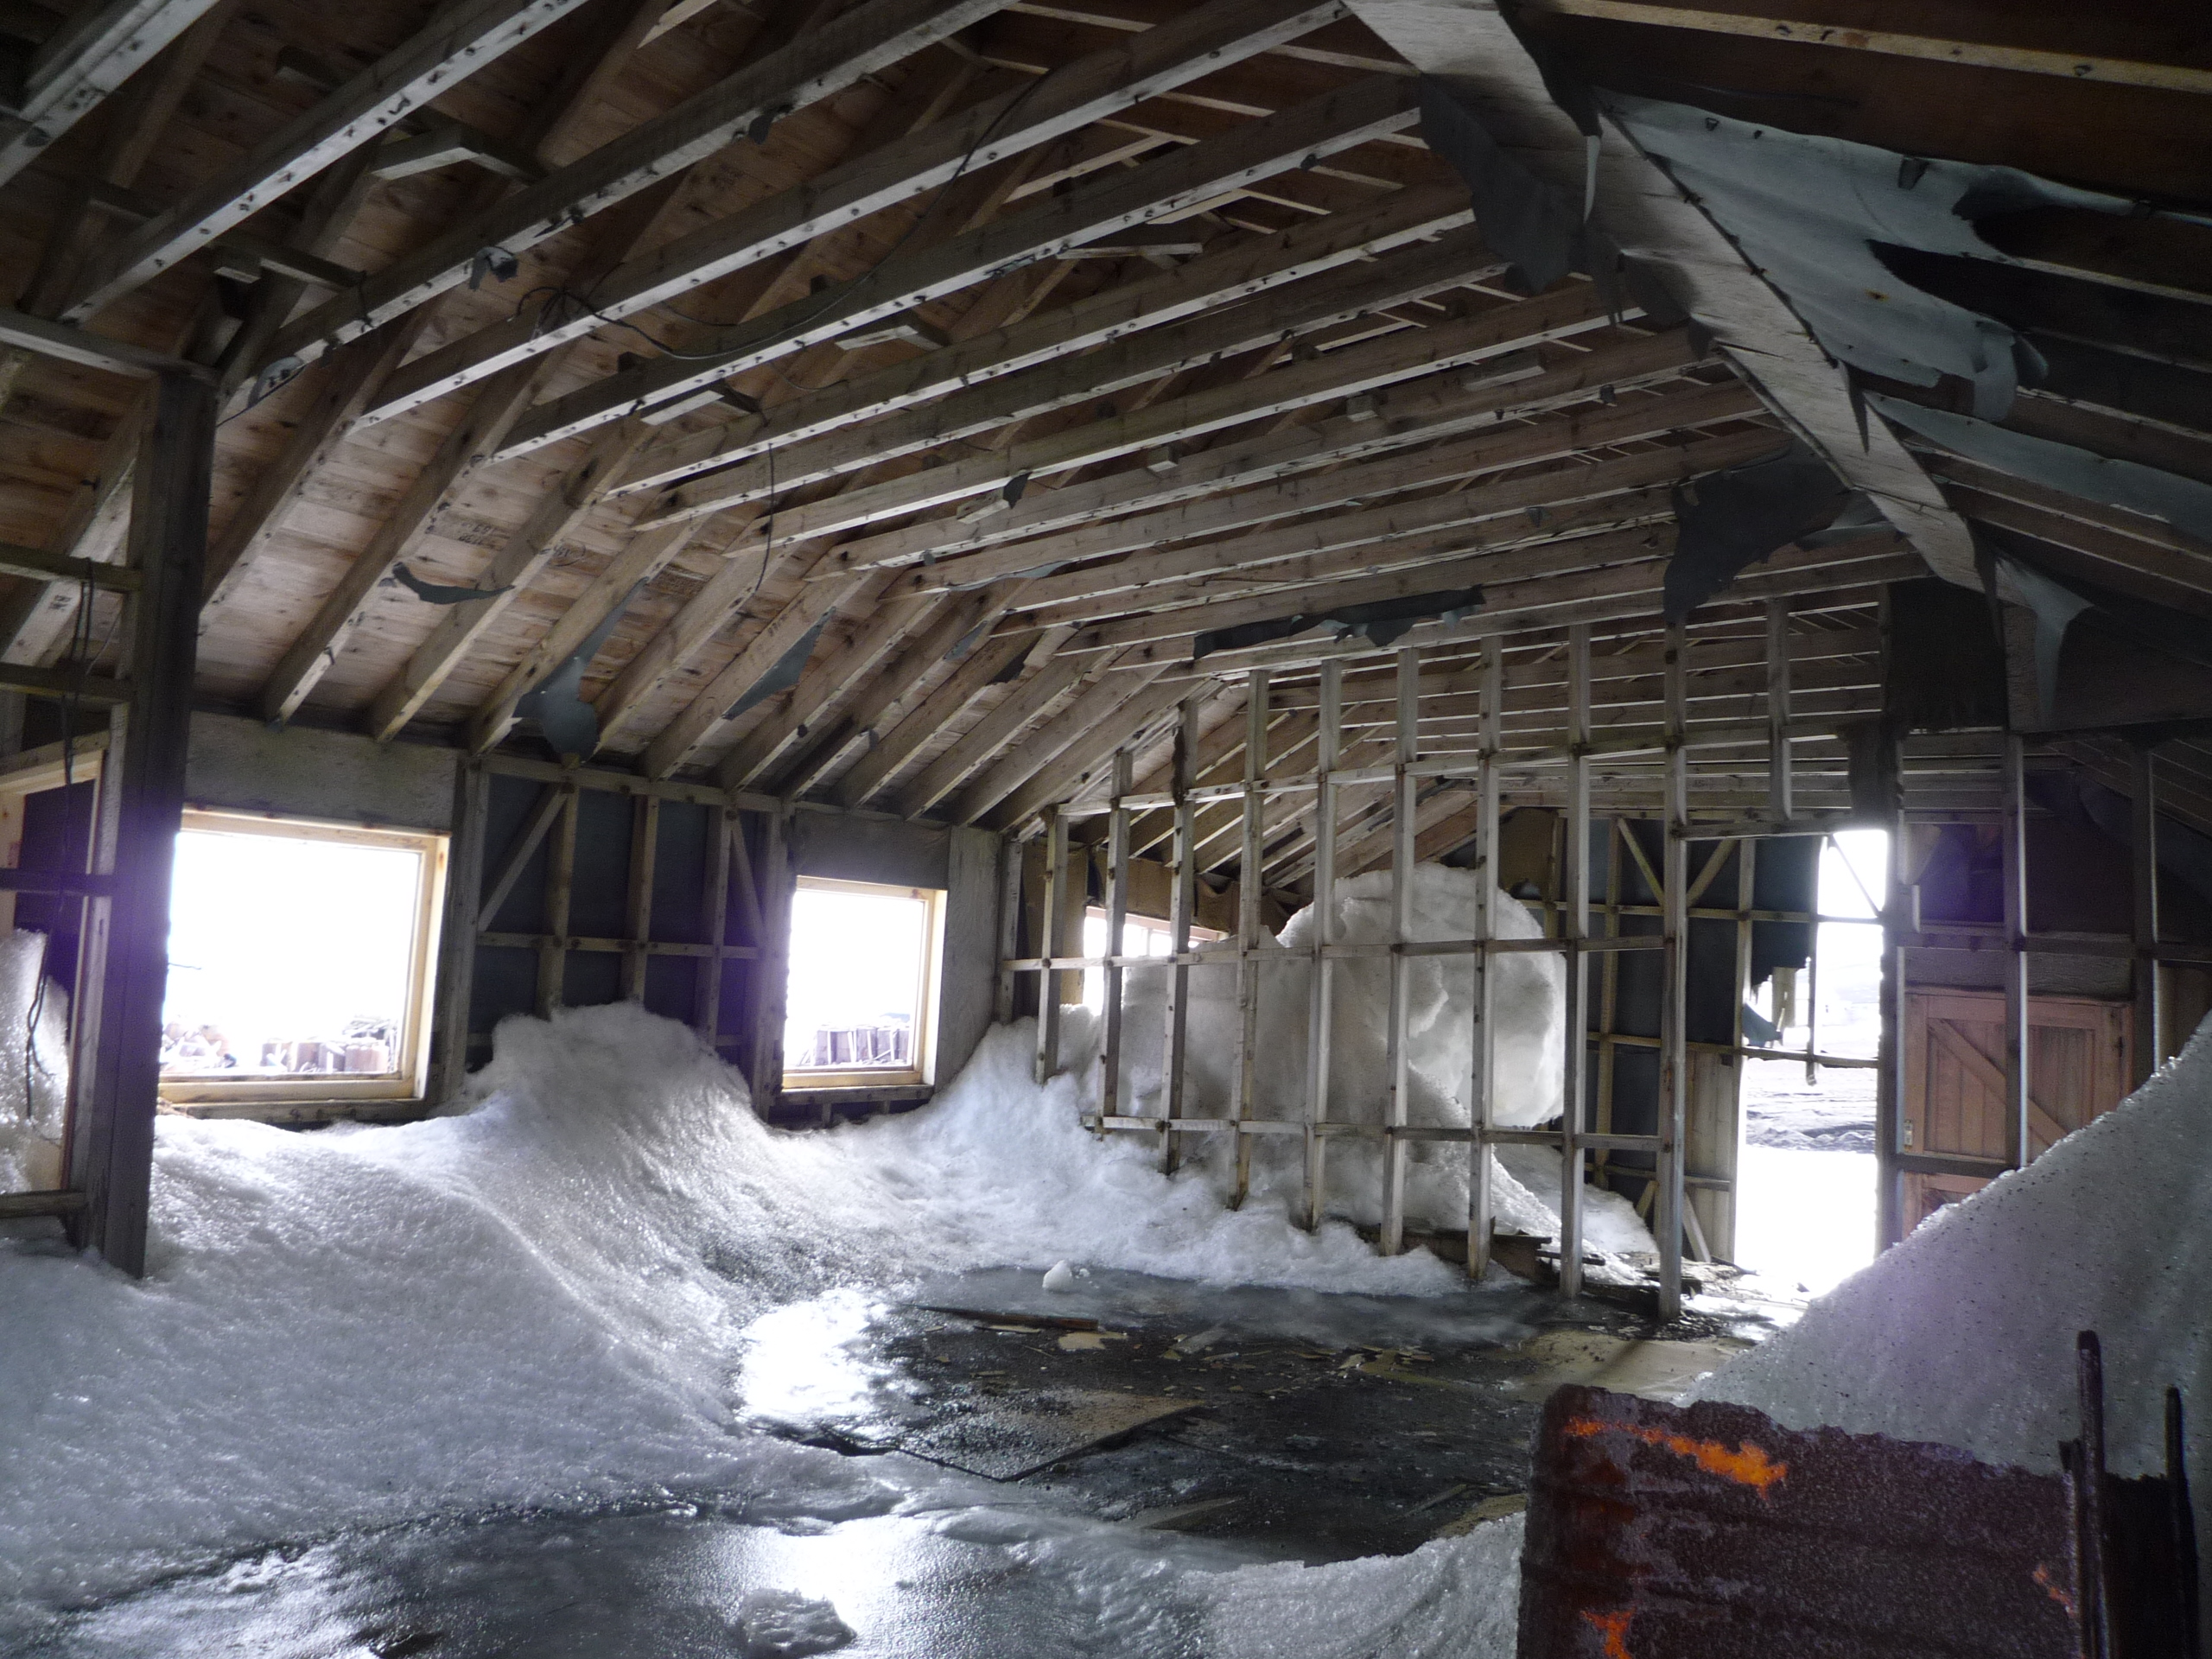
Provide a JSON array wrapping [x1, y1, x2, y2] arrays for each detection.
[[1733, 829, 1886, 1296], [783, 878, 944, 1089], [159, 812, 446, 1103], [1079, 909, 1226, 1012]]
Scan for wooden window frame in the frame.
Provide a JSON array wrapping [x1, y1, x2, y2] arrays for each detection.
[[781, 875, 945, 1093], [156, 810, 448, 1106]]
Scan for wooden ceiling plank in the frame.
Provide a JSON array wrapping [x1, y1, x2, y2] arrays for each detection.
[[262, 0, 1005, 374], [63, 0, 609, 320], [614, 181, 1473, 497], [715, 574, 948, 787], [892, 648, 1092, 817], [359, 0, 1355, 426], [0, 0, 231, 188], [835, 624, 1043, 807], [255, 354, 552, 725], [496, 72, 1426, 458], [364, 419, 659, 741], [590, 531, 804, 750], [966, 656, 1183, 824]]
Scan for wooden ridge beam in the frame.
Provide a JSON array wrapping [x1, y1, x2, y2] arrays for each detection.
[[0, 0, 228, 188], [613, 181, 1474, 496], [358, 0, 1357, 425], [496, 72, 1427, 458], [63, 0, 601, 319], [263, 0, 1002, 372]]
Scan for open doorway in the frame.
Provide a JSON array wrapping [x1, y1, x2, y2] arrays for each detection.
[[1732, 830, 1887, 1296]]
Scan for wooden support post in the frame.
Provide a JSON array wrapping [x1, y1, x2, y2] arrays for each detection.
[[1304, 659, 1342, 1232], [1560, 625, 1592, 1298], [1592, 819, 1624, 1194], [1380, 647, 1420, 1255], [1232, 669, 1269, 1208], [1035, 808, 1067, 1084], [1468, 644, 1501, 1276], [2133, 744, 2161, 1086], [433, 762, 490, 1101], [1161, 697, 1200, 1174], [1100, 750, 1134, 1120], [1766, 597, 1792, 825], [537, 785, 580, 1019], [749, 808, 791, 1114], [2002, 732, 2031, 1170], [72, 370, 213, 1275], [698, 806, 734, 1045], [995, 830, 1024, 1027], [1656, 623, 1689, 1319], [623, 793, 661, 1001]]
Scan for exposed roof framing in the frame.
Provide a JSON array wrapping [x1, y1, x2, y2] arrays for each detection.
[[0, 0, 2202, 905], [0, 0, 230, 188]]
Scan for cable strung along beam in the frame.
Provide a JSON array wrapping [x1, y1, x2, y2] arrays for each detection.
[[0, 0, 229, 188], [60, 0, 605, 320], [354, 0, 1358, 426], [259, 0, 1007, 372], [493, 72, 1427, 458]]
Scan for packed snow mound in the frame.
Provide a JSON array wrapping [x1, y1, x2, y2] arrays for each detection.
[[1089, 863, 1649, 1252], [1697, 1013, 2212, 1505], [3, 1000, 1497, 1621], [1208, 1512, 1525, 1658]]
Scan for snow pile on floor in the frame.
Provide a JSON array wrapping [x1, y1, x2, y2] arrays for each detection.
[[1207, 1512, 1526, 1658], [0, 930, 70, 1193], [1097, 862, 1651, 1252], [1, 999, 1507, 1621], [1699, 1014, 2212, 1502]]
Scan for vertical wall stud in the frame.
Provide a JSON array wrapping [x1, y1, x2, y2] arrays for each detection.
[[2002, 733, 2031, 1170], [1161, 697, 1201, 1173], [1304, 660, 1342, 1232], [2132, 743, 2161, 1086], [1035, 807, 1067, 1084], [73, 370, 214, 1275], [432, 762, 489, 1101], [1380, 648, 1420, 1255], [995, 830, 1024, 1027], [1656, 623, 1689, 1319], [621, 793, 660, 1001], [1468, 644, 1502, 1276], [1100, 749, 1134, 1122], [536, 785, 579, 1019], [1560, 625, 1592, 1298], [698, 806, 734, 1047], [1232, 670, 1269, 1207], [748, 807, 791, 1116], [1766, 598, 1792, 826]]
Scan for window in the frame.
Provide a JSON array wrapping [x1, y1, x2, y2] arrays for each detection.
[[157, 811, 447, 1104], [783, 877, 944, 1089], [1079, 909, 1225, 1011]]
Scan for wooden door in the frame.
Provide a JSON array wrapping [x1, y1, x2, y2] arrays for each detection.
[[1900, 991, 2131, 1231]]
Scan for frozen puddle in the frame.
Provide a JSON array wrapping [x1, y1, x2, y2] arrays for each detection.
[[18, 1503, 1243, 1659]]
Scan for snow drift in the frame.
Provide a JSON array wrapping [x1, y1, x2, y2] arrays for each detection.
[[1698, 1007, 2212, 1508]]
